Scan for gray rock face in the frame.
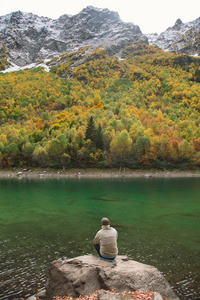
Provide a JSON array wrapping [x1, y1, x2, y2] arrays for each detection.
[[0, 6, 146, 67], [1, 7, 199, 70], [46, 255, 179, 300], [147, 17, 200, 56]]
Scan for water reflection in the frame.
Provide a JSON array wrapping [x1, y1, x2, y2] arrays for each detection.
[[0, 178, 200, 299]]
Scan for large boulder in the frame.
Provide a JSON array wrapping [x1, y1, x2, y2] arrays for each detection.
[[46, 255, 179, 300]]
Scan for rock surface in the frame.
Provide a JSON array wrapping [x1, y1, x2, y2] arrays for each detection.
[[0, 6, 146, 67], [147, 17, 200, 56], [0, 6, 199, 70], [46, 255, 179, 300]]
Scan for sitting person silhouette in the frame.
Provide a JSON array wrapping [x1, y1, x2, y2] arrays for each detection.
[[93, 217, 118, 260]]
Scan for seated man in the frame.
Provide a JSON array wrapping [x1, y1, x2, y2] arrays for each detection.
[[93, 217, 118, 260]]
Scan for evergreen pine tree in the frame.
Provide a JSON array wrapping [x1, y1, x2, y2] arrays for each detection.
[[85, 116, 96, 142], [95, 124, 104, 149]]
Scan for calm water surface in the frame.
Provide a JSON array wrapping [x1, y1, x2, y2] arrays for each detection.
[[0, 177, 200, 300]]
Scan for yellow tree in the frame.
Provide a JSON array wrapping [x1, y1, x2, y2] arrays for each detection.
[[110, 130, 132, 166]]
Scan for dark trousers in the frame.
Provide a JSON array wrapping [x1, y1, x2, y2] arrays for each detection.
[[94, 244, 115, 260], [94, 244, 101, 256]]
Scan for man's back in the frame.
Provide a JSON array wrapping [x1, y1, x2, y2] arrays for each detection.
[[94, 224, 118, 259]]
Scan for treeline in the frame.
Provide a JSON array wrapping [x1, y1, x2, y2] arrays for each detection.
[[0, 44, 10, 71], [0, 43, 200, 169]]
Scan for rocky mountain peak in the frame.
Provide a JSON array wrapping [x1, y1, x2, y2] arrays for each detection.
[[175, 18, 183, 26], [172, 18, 183, 30], [0, 6, 146, 68], [0, 7, 199, 71], [147, 17, 200, 56], [9, 11, 24, 25], [80, 6, 121, 22], [57, 14, 71, 24]]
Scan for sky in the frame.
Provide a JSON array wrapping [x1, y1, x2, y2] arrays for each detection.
[[1, 0, 200, 34]]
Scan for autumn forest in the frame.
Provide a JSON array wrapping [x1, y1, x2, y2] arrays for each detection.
[[0, 43, 200, 170]]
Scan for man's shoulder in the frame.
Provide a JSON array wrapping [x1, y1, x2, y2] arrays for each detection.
[[110, 226, 116, 230], [110, 227, 117, 233], [96, 229, 103, 235]]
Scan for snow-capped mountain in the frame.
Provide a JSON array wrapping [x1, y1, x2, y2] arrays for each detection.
[[0, 6, 147, 68], [0, 6, 199, 71], [147, 17, 200, 56]]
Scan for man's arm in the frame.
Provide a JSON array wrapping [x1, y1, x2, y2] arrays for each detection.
[[93, 231, 100, 244]]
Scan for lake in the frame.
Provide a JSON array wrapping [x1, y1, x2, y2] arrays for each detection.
[[0, 177, 200, 300]]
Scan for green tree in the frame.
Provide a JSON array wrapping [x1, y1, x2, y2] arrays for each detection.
[[46, 137, 67, 156], [95, 124, 104, 150], [32, 145, 48, 167], [85, 116, 96, 142], [22, 141, 36, 165], [178, 140, 194, 161], [5, 142, 20, 157], [46, 135, 69, 167], [110, 130, 132, 166], [135, 137, 151, 156], [0, 151, 4, 166], [78, 139, 96, 165]]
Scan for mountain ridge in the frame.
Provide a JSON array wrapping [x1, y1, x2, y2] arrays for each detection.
[[147, 16, 200, 56], [0, 6, 199, 71]]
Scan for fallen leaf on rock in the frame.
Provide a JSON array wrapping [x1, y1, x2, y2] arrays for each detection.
[[53, 289, 167, 300]]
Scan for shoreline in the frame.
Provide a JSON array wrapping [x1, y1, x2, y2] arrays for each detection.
[[1, 167, 200, 179]]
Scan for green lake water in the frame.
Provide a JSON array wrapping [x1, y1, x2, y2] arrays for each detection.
[[0, 177, 200, 299]]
